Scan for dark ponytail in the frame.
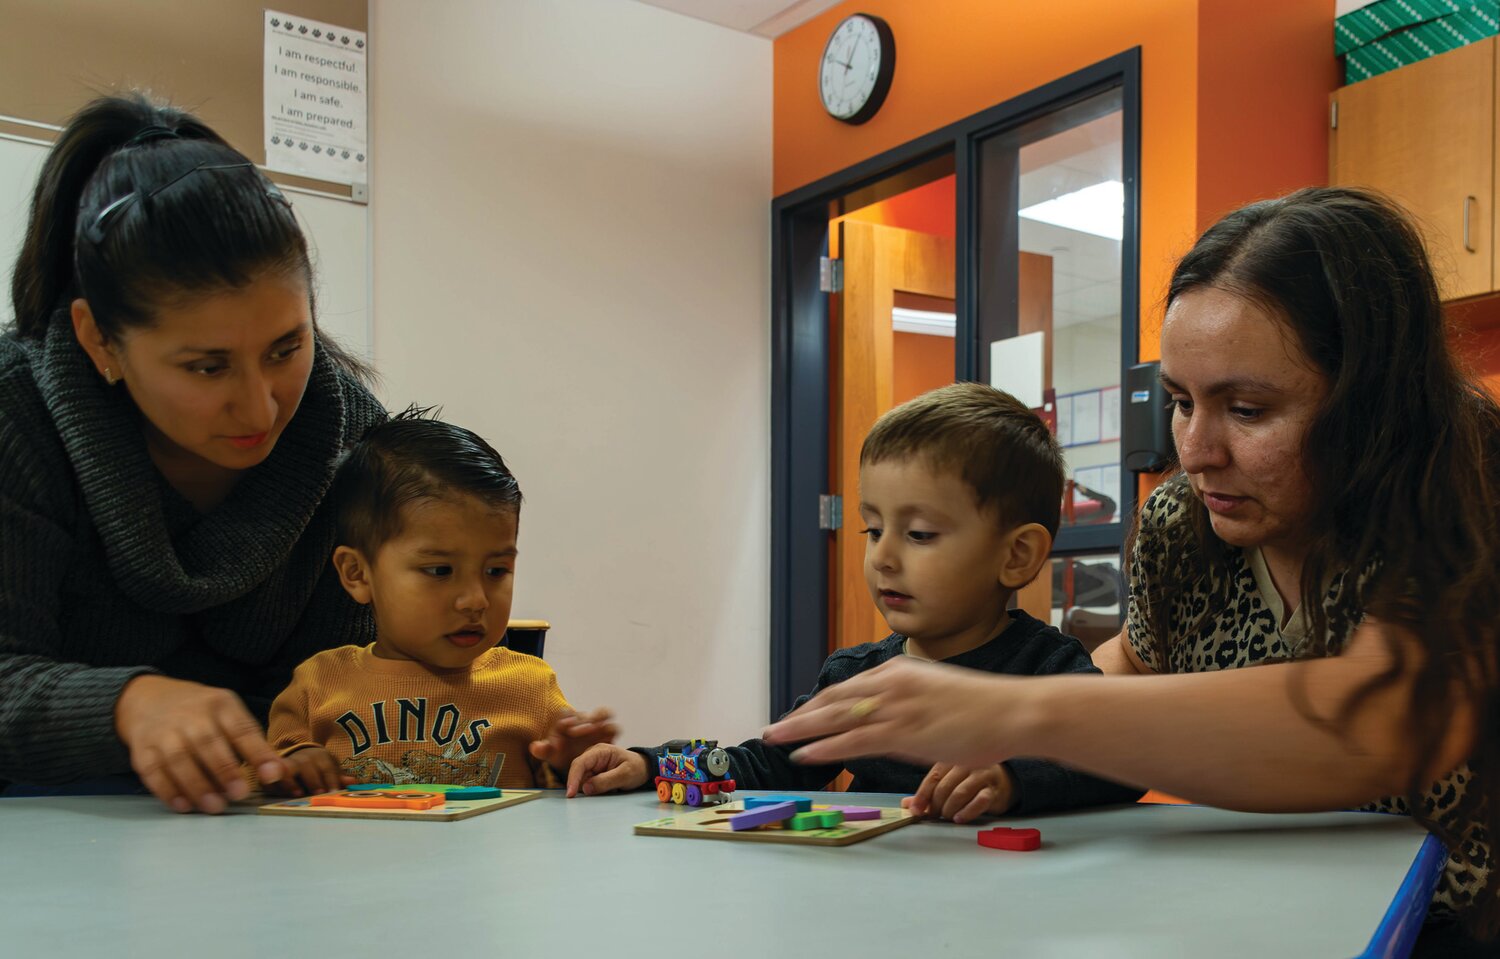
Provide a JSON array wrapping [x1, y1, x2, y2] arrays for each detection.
[[8, 92, 370, 382]]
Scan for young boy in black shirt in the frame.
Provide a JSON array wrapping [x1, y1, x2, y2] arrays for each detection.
[[566, 383, 1141, 821]]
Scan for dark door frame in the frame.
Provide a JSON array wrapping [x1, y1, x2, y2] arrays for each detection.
[[769, 48, 1142, 718]]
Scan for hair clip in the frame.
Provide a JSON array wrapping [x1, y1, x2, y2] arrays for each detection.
[[124, 125, 181, 148], [83, 162, 291, 246]]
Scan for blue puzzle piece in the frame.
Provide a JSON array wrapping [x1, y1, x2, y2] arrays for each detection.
[[445, 786, 502, 800], [746, 794, 813, 813]]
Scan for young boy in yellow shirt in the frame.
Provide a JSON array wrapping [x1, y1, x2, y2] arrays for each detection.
[[567, 383, 1141, 821], [267, 412, 613, 793]]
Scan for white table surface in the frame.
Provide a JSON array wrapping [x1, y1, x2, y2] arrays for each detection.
[[0, 791, 1431, 958]]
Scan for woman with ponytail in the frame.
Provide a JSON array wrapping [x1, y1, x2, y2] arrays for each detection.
[[765, 188, 1500, 952], [0, 93, 384, 813]]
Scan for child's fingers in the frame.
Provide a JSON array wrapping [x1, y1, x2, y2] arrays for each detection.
[[951, 787, 994, 825], [932, 766, 971, 818], [568, 721, 620, 745], [573, 707, 614, 726], [296, 761, 326, 795], [529, 738, 560, 762], [581, 762, 642, 796], [306, 753, 343, 794], [910, 764, 948, 817], [564, 744, 614, 797]]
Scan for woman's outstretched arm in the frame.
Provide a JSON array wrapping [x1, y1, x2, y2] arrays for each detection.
[[764, 621, 1474, 813]]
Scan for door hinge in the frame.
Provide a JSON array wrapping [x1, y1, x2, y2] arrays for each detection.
[[818, 493, 843, 531], [1330, 100, 1338, 130], [819, 256, 843, 293]]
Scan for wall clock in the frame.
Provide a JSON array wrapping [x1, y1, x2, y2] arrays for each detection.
[[819, 13, 895, 125]]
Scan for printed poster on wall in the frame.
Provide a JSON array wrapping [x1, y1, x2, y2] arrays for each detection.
[[264, 10, 367, 186]]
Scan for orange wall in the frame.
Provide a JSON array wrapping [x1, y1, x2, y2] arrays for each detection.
[[1195, 0, 1340, 236], [842, 175, 956, 239], [774, 0, 1339, 364], [829, 174, 955, 257]]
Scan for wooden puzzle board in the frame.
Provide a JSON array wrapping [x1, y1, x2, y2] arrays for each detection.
[[634, 801, 914, 846], [257, 789, 540, 822]]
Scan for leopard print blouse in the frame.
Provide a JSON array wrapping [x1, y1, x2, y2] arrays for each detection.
[[1126, 474, 1488, 922]]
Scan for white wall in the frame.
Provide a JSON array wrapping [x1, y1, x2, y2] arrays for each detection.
[[368, 0, 772, 747]]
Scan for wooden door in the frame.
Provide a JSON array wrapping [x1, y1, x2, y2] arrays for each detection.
[[834, 220, 956, 653], [1330, 38, 1495, 300]]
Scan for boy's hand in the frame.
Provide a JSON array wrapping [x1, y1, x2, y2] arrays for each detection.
[[264, 747, 353, 797], [565, 744, 650, 798], [530, 707, 618, 774], [902, 762, 1016, 824]]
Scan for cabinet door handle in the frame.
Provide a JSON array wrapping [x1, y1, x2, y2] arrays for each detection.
[[1464, 196, 1478, 253]]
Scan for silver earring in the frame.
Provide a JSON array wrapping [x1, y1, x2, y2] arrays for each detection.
[[102, 366, 120, 386]]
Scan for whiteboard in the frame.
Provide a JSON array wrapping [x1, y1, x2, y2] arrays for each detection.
[[0, 134, 370, 359]]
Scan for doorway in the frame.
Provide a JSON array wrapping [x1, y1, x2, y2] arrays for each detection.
[[770, 51, 1141, 717]]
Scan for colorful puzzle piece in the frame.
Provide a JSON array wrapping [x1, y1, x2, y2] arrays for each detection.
[[745, 795, 813, 813], [729, 801, 798, 831], [788, 810, 844, 831], [310, 790, 446, 810], [815, 804, 882, 821], [345, 783, 501, 798], [978, 826, 1041, 851], [445, 786, 502, 799]]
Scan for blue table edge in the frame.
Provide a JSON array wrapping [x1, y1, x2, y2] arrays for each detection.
[[1355, 832, 1448, 959]]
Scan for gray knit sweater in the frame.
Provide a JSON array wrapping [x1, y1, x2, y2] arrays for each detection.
[[0, 319, 384, 785]]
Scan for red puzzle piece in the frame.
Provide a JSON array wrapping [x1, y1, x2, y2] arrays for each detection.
[[978, 827, 1041, 851]]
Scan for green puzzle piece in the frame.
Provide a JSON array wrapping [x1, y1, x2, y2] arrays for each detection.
[[788, 810, 845, 831]]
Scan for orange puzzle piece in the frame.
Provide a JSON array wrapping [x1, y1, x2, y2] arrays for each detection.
[[309, 790, 447, 811]]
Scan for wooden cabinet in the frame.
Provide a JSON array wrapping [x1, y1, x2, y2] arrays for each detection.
[[1330, 37, 1495, 301]]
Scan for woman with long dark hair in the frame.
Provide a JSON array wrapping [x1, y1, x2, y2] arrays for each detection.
[[0, 93, 383, 813], [764, 188, 1500, 949]]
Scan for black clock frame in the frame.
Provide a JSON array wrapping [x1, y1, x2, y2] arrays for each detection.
[[822, 13, 896, 125]]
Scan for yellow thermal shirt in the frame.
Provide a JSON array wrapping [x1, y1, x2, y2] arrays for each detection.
[[268, 644, 572, 789]]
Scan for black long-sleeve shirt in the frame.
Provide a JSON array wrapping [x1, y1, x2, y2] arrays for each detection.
[[637, 610, 1143, 815]]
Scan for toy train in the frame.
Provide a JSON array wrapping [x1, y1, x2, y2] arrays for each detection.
[[654, 738, 737, 806]]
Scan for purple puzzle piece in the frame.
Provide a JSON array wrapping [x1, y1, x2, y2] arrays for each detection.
[[822, 805, 882, 821], [729, 801, 798, 831]]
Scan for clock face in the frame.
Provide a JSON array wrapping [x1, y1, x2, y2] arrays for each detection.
[[819, 14, 895, 125]]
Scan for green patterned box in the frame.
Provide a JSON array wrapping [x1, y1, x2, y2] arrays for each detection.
[[1344, 3, 1499, 83], [1336, 0, 1465, 55]]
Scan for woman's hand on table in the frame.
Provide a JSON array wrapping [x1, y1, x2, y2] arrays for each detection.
[[762, 657, 1026, 768], [114, 674, 290, 813]]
